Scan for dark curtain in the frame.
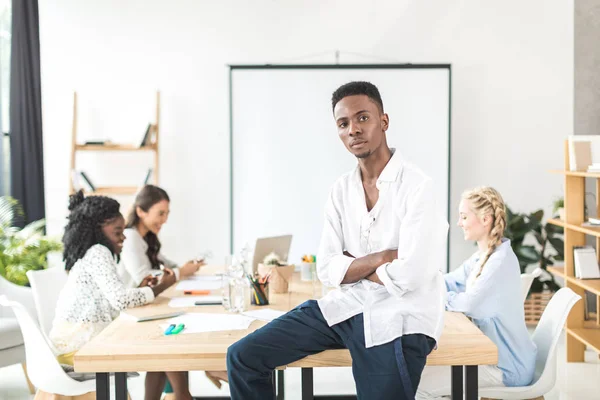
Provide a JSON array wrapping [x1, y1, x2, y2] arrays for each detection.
[[9, 0, 44, 223]]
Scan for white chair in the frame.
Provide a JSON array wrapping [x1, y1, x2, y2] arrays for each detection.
[[27, 267, 68, 339], [0, 295, 99, 399], [480, 287, 581, 399], [520, 267, 543, 302], [0, 274, 38, 394]]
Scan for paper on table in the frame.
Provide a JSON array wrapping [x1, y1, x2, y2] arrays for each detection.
[[159, 313, 255, 334], [176, 279, 221, 291], [168, 296, 222, 307], [188, 275, 222, 281], [242, 309, 286, 322]]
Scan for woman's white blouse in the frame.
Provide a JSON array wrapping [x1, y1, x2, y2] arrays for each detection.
[[49, 244, 154, 356], [117, 228, 179, 288]]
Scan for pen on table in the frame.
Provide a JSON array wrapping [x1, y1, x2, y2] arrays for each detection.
[[183, 290, 211, 295], [164, 324, 176, 335], [170, 323, 185, 335]]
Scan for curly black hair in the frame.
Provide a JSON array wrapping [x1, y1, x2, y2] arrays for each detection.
[[63, 190, 122, 271], [331, 81, 384, 114], [126, 185, 170, 270]]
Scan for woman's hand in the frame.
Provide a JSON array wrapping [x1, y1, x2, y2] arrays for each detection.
[[151, 268, 176, 296], [179, 259, 206, 278], [138, 275, 158, 288]]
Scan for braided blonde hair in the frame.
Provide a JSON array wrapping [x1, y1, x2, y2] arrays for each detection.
[[462, 187, 507, 278]]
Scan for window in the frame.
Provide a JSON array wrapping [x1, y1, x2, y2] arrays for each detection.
[[0, 0, 10, 196]]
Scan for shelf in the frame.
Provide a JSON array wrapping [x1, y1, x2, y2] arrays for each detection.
[[86, 186, 140, 196], [549, 169, 600, 178], [75, 144, 157, 152], [568, 277, 600, 297], [547, 266, 566, 279], [567, 328, 600, 354], [547, 218, 566, 228], [547, 265, 600, 296], [547, 218, 600, 238]]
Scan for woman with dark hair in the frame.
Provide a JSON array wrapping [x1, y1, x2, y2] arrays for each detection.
[[117, 185, 202, 288], [49, 191, 180, 397], [118, 185, 228, 394]]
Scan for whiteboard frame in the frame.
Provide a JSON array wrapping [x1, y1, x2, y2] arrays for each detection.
[[229, 64, 452, 271]]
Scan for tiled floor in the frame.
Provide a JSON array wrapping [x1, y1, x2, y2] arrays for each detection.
[[1, 331, 599, 399]]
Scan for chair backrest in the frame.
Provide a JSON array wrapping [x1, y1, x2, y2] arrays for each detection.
[[0, 274, 37, 320], [530, 288, 581, 389], [27, 267, 68, 337], [520, 268, 543, 302], [0, 295, 95, 396]]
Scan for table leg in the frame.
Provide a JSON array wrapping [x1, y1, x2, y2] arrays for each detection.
[[301, 368, 314, 400], [277, 370, 285, 400], [96, 373, 110, 400], [465, 365, 478, 400], [451, 366, 463, 400], [115, 372, 128, 400]]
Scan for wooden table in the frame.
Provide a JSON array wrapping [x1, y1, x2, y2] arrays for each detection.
[[75, 267, 497, 400]]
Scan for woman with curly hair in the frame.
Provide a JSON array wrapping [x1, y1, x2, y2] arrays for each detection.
[[49, 191, 195, 400]]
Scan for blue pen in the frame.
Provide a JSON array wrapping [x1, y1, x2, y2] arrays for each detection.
[[164, 324, 176, 335]]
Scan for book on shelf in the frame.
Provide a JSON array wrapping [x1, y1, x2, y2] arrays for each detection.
[[573, 246, 600, 279], [143, 168, 153, 185], [79, 171, 96, 192], [568, 137, 593, 171], [140, 123, 154, 147], [583, 290, 598, 321], [582, 217, 600, 227]]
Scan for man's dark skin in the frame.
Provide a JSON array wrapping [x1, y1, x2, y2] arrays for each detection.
[[333, 94, 398, 285]]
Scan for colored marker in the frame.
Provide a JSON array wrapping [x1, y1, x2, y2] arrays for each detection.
[[164, 324, 176, 335], [183, 290, 211, 295], [170, 323, 185, 335]]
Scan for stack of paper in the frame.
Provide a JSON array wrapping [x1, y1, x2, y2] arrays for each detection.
[[159, 313, 255, 334]]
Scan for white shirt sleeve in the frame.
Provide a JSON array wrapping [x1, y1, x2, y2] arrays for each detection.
[[87, 245, 155, 310], [376, 179, 448, 297], [446, 254, 507, 319], [317, 189, 355, 287], [120, 231, 154, 287]]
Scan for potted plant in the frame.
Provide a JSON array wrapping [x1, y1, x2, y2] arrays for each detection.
[[504, 205, 564, 324], [553, 197, 565, 220], [0, 196, 62, 286]]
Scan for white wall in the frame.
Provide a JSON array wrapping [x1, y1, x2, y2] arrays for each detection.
[[39, 0, 573, 269]]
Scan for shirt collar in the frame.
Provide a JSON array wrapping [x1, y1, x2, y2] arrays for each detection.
[[351, 148, 404, 184], [378, 148, 403, 183]]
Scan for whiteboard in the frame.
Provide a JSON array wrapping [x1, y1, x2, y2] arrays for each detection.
[[231, 66, 450, 268]]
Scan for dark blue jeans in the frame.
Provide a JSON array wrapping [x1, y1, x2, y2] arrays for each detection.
[[227, 300, 436, 400]]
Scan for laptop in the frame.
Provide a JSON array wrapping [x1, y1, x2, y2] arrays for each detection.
[[251, 235, 293, 274]]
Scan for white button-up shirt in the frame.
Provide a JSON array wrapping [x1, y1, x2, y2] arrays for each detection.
[[317, 149, 448, 348]]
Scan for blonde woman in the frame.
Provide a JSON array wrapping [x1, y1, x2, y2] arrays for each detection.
[[416, 187, 537, 399]]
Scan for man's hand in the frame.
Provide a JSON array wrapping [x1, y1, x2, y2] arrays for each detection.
[[340, 248, 397, 284], [378, 249, 398, 265], [365, 271, 384, 285]]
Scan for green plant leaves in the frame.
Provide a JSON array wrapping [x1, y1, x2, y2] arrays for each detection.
[[504, 205, 563, 294], [0, 196, 62, 286]]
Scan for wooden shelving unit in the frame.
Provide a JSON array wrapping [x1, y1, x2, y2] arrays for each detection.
[[547, 141, 600, 362], [69, 91, 160, 195]]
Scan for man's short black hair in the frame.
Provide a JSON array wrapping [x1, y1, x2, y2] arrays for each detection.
[[331, 81, 384, 113]]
